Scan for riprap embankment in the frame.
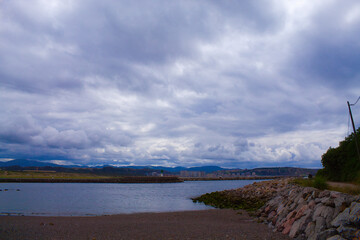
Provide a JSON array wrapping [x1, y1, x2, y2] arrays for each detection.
[[194, 179, 360, 239]]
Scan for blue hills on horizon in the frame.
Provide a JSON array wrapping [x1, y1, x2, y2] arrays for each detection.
[[0, 159, 315, 173], [0, 159, 319, 177], [0, 159, 61, 167], [0, 159, 226, 173]]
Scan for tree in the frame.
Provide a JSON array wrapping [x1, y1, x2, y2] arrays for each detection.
[[320, 127, 360, 182]]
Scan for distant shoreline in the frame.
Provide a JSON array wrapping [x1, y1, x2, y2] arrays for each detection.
[[0, 176, 284, 183], [0, 176, 182, 183], [180, 176, 282, 181]]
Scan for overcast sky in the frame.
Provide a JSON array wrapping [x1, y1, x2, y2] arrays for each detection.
[[1, 0, 360, 168]]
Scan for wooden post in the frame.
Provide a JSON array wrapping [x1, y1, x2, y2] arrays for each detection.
[[347, 101, 360, 161]]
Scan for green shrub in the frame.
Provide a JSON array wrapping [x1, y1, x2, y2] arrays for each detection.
[[291, 178, 312, 187], [313, 176, 328, 190], [291, 177, 328, 190], [354, 171, 360, 185]]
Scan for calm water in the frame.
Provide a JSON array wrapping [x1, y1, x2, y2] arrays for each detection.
[[0, 180, 261, 216]]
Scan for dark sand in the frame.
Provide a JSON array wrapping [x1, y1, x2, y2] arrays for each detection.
[[0, 209, 290, 240]]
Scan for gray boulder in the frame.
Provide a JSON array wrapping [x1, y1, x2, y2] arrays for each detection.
[[326, 235, 346, 240], [331, 208, 350, 227]]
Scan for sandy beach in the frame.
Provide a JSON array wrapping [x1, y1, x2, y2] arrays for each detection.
[[0, 209, 290, 240]]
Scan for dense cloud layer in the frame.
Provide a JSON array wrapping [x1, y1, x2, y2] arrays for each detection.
[[1, 0, 360, 167]]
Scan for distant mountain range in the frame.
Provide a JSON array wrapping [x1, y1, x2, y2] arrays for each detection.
[[0, 159, 61, 167], [0, 159, 224, 173], [217, 167, 318, 177], [0, 159, 318, 176], [127, 165, 224, 173]]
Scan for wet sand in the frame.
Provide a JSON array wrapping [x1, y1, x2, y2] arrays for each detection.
[[0, 209, 290, 240]]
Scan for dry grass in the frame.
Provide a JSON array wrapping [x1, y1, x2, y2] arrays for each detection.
[[292, 178, 360, 195], [327, 181, 360, 195]]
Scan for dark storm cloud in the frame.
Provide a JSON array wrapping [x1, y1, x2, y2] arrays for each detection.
[[209, 0, 284, 32], [0, 116, 41, 144], [0, 0, 359, 167], [289, 1, 360, 88]]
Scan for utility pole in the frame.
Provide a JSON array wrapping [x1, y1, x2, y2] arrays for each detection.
[[347, 101, 360, 161]]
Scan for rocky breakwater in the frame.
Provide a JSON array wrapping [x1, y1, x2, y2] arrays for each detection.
[[193, 179, 288, 211], [258, 180, 360, 240], [193, 179, 360, 239]]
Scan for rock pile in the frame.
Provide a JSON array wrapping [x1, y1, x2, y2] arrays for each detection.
[[226, 179, 289, 201], [256, 180, 360, 240], [192, 179, 291, 211], [194, 178, 360, 239]]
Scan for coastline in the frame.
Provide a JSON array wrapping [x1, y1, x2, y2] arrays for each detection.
[[0, 176, 182, 183], [6, 177, 359, 239], [0, 209, 290, 240], [180, 176, 281, 181], [193, 178, 360, 239], [0, 176, 280, 183]]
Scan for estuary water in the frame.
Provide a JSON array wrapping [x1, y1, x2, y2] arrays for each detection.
[[0, 180, 262, 216]]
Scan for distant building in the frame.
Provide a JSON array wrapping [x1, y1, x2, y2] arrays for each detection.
[[150, 172, 160, 176], [180, 171, 205, 177]]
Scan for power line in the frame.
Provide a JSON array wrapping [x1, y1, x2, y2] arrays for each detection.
[[348, 112, 350, 136], [350, 96, 360, 106], [347, 100, 360, 162]]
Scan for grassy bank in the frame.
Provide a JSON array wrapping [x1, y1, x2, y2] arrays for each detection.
[[0, 177, 183, 183], [0, 170, 107, 180], [0, 170, 182, 183], [192, 192, 265, 211]]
